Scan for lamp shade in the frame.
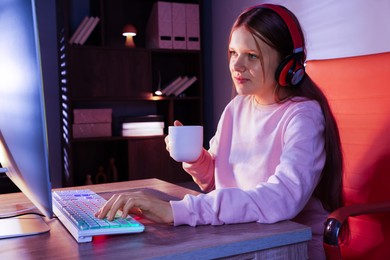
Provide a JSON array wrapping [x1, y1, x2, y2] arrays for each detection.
[[122, 24, 137, 36]]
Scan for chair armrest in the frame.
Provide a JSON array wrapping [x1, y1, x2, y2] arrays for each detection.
[[323, 201, 390, 260], [324, 201, 390, 245]]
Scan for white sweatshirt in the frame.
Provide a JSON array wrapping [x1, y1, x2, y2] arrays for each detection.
[[170, 95, 329, 259]]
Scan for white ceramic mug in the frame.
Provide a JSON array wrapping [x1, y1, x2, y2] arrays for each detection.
[[168, 125, 203, 162]]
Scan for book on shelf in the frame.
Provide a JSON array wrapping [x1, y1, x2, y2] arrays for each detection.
[[160, 75, 197, 96], [69, 16, 100, 45], [78, 17, 100, 45], [118, 115, 165, 137], [73, 16, 94, 44], [122, 128, 164, 137], [160, 76, 183, 96], [165, 76, 189, 96], [122, 121, 164, 130], [69, 16, 89, 44], [173, 76, 197, 96]]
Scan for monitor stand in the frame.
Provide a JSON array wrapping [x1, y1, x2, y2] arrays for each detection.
[[0, 214, 50, 239]]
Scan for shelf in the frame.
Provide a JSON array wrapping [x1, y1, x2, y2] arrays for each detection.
[[71, 135, 166, 143], [58, 0, 203, 187], [69, 44, 201, 54], [70, 95, 201, 102]]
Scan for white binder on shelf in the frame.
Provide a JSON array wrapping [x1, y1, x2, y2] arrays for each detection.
[[185, 3, 200, 50], [172, 3, 186, 49], [146, 1, 173, 49]]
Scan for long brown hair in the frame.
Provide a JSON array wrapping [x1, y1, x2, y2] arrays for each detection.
[[231, 5, 344, 213]]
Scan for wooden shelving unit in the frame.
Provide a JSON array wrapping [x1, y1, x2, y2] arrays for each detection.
[[57, 0, 203, 186]]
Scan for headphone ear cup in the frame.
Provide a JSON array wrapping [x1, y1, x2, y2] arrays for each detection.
[[275, 55, 305, 86], [288, 61, 305, 86], [275, 57, 294, 87]]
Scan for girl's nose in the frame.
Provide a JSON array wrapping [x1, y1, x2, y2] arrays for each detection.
[[232, 56, 246, 72]]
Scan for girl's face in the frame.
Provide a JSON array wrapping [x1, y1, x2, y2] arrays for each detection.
[[229, 26, 280, 105]]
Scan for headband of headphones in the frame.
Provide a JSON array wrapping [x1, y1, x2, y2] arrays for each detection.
[[252, 4, 305, 86], [256, 4, 303, 54]]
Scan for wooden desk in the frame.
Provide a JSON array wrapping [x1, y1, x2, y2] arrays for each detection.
[[0, 178, 311, 259]]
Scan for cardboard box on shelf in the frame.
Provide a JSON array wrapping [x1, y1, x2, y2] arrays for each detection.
[[72, 123, 112, 138], [73, 108, 112, 124]]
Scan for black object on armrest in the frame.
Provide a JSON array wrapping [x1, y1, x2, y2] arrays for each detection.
[[324, 218, 342, 246]]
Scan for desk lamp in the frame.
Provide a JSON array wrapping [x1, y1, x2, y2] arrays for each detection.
[[154, 70, 163, 96], [122, 24, 137, 48]]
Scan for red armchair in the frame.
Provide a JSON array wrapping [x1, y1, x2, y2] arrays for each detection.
[[306, 52, 390, 259]]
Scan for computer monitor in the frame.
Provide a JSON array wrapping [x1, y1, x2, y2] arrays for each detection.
[[0, 0, 53, 238]]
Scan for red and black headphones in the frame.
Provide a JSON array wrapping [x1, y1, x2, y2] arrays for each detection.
[[256, 4, 305, 87]]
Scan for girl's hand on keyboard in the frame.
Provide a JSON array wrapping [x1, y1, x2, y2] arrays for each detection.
[[95, 190, 173, 225]]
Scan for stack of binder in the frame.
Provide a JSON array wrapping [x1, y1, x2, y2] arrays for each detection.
[[146, 1, 200, 50], [119, 115, 165, 137]]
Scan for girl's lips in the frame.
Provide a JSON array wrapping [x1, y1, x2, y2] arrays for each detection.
[[234, 77, 249, 84]]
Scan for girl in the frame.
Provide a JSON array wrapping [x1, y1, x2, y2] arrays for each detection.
[[97, 5, 343, 259]]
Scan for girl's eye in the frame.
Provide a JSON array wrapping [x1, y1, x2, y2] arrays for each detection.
[[248, 53, 258, 59], [229, 50, 237, 56]]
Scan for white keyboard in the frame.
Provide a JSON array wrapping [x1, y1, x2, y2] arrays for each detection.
[[52, 189, 144, 243]]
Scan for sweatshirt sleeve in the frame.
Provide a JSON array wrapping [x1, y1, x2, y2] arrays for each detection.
[[182, 149, 216, 192], [171, 103, 326, 226], [181, 102, 233, 192]]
